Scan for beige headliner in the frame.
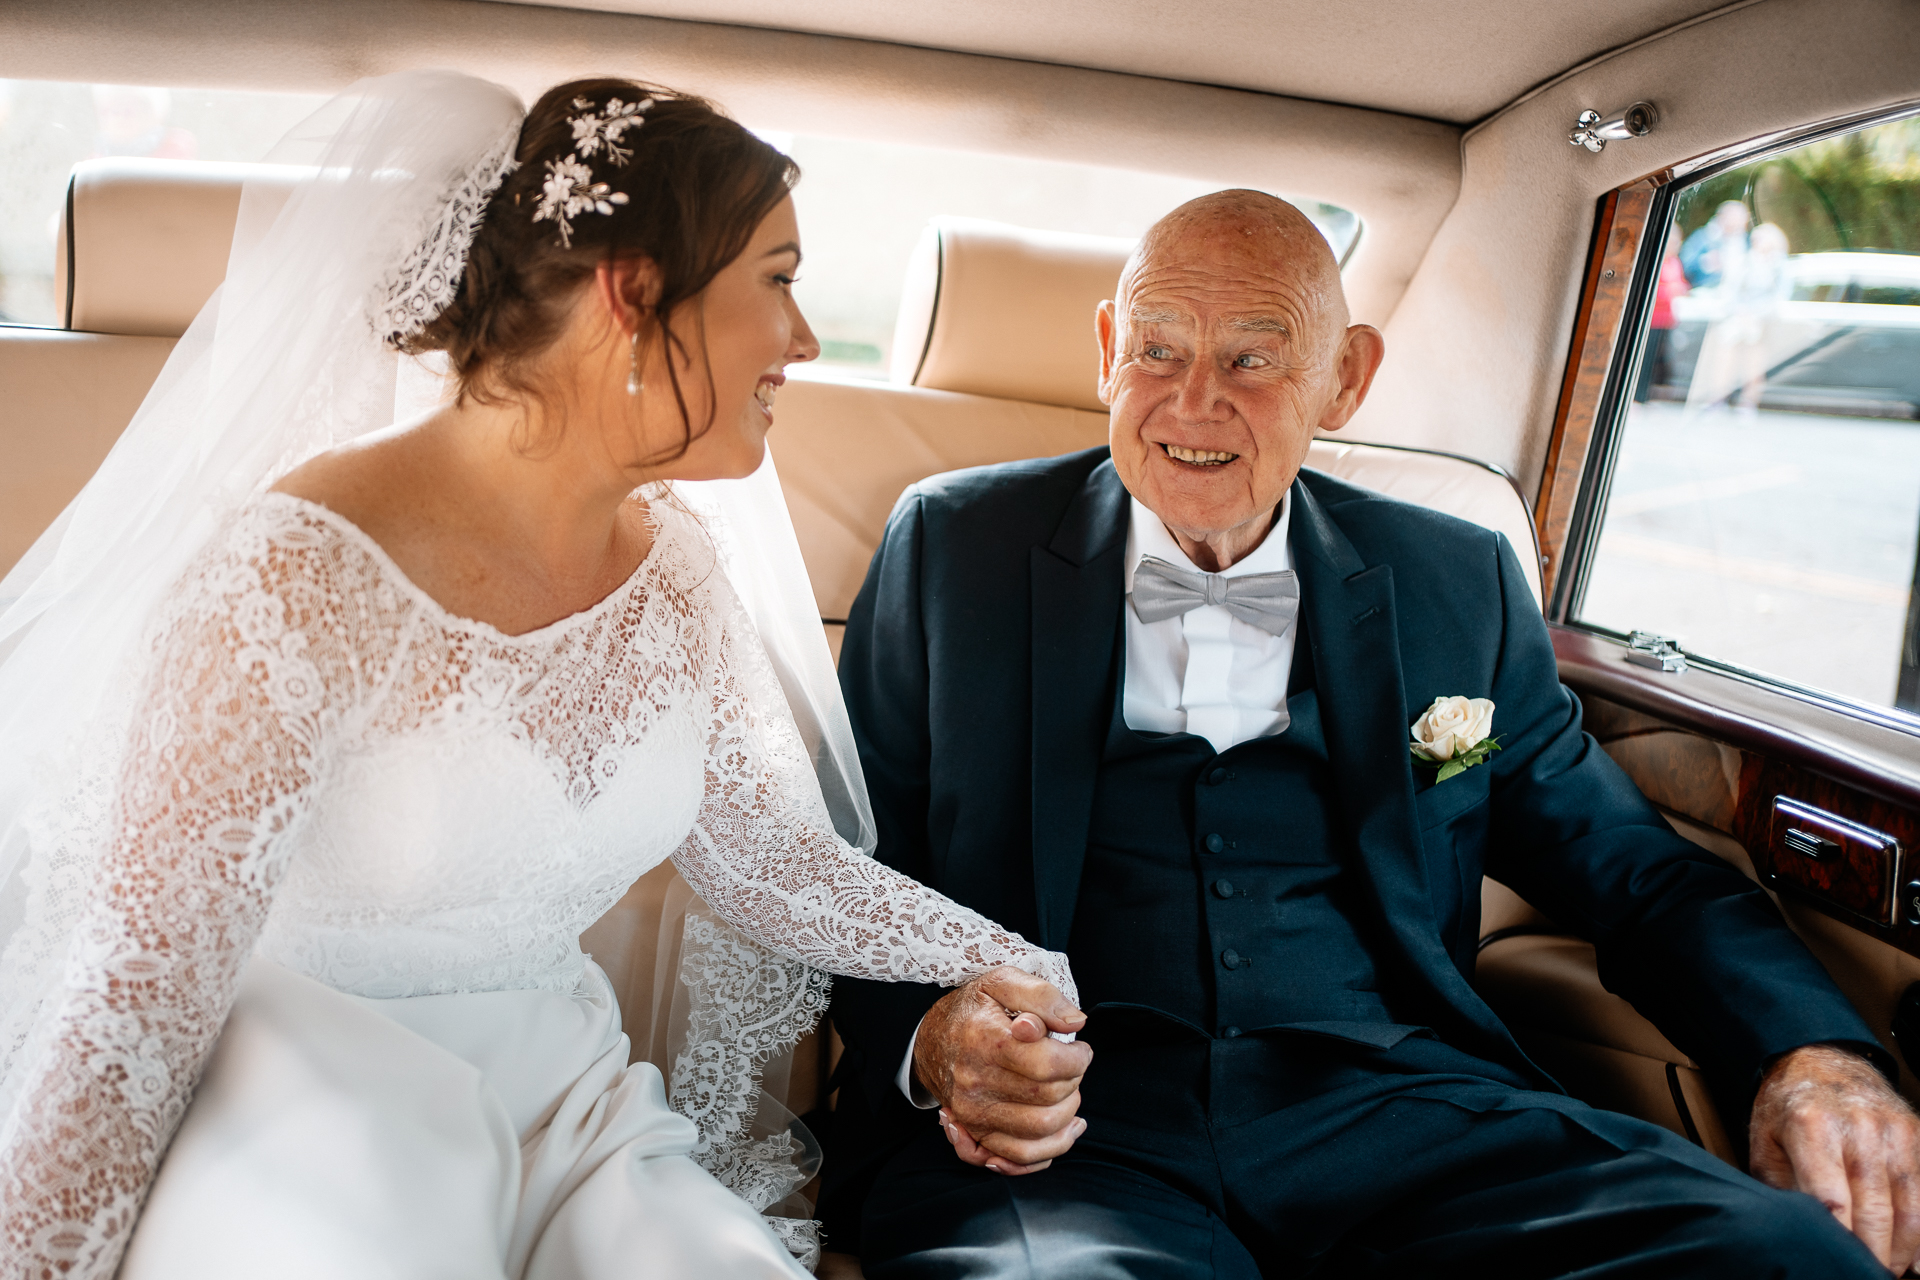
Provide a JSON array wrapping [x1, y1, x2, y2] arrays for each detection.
[[491, 0, 1735, 125]]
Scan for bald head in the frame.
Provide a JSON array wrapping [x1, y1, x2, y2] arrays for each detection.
[[1120, 190, 1349, 351], [1095, 187, 1384, 572]]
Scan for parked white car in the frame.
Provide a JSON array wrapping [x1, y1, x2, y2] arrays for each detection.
[[1666, 250, 1920, 416]]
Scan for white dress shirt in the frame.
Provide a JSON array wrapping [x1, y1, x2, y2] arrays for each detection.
[[1123, 495, 1298, 753], [896, 496, 1302, 1103]]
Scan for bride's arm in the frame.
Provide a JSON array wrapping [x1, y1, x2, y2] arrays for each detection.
[[668, 585, 1077, 1008], [0, 534, 360, 1280]]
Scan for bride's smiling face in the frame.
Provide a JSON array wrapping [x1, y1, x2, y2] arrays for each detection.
[[619, 196, 819, 482]]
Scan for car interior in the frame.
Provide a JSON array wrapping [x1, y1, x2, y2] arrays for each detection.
[[2, 0, 1917, 1270]]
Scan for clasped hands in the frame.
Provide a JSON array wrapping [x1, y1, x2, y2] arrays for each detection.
[[917, 976, 1920, 1272], [912, 966, 1092, 1175]]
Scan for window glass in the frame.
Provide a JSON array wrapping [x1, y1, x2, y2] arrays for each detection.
[[0, 79, 327, 327], [1576, 112, 1920, 712], [768, 131, 1360, 377]]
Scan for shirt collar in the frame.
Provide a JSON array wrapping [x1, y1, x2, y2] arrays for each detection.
[[1124, 490, 1294, 594]]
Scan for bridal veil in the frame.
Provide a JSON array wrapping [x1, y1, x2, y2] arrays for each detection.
[[0, 67, 872, 1243]]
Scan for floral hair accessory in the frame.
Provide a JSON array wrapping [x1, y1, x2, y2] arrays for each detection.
[[533, 95, 655, 248]]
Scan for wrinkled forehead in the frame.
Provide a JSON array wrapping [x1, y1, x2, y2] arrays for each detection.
[[1121, 241, 1335, 339]]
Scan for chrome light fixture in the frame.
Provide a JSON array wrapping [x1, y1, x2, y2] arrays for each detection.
[[1569, 102, 1659, 153]]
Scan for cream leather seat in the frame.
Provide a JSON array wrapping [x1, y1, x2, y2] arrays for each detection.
[[0, 328, 172, 577], [774, 216, 1542, 668], [2, 162, 194, 577], [0, 159, 312, 579], [777, 220, 1731, 1210], [3, 167, 1703, 1209]]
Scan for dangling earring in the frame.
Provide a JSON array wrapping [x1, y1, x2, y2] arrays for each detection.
[[626, 329, 644, 396]]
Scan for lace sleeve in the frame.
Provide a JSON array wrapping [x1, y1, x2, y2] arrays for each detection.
[[668, 573, 1077, 1008], [0, 516, 368, 1280]]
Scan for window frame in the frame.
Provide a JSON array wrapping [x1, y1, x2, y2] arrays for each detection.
[[1543, 98, 1920, 741]]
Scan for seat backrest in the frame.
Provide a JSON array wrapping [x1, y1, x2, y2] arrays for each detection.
[[0, 159, 273, 577], [54, 158, 281, 336], [784, 218, 1541, 635], [776, 376, 1111, 624], [890, 217, 1131, 412], [0, 331, 176, 576], [0, 173, 1542, 1128], [1306, 439, 1541, 606], [777, 373, 1540, 629]]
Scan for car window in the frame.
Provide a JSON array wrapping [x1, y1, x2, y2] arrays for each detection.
[[0, 79, 328, 327], [765, 130, 1360, 378], [1571, 110, 1920, 716]]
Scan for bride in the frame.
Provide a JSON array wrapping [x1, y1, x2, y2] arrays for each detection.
[[0, 70, 1081, 1278]]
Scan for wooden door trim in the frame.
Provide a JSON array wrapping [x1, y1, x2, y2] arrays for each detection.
[[1534, 180, 1658, 606], [1553, 626, 1920, 814], [1559, 626, 1920, 962]]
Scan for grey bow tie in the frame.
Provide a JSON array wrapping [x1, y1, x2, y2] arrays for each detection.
[[1131, 556, 1300, 636]]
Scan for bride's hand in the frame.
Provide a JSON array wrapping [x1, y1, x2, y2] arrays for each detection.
[[913, 966, 1091, 1175]]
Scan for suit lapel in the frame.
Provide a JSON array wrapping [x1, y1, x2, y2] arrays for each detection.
[[1029, 460, 1130, 950], [1290, 478, 1469, 1011]]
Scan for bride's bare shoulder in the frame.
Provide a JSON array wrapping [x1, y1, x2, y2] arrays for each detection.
[[270, 422, 439, 536]]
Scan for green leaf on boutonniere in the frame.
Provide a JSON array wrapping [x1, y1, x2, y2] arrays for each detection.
[[1414, 735, 1502, 784]]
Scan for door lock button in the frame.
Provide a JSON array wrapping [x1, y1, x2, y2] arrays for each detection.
[[1902, 880, 1920, 929]]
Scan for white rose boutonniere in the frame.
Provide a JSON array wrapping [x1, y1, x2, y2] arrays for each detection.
[[1409, 695, 1500, 783]]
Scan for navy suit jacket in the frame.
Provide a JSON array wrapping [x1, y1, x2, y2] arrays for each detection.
[[827, 447, 1882, 1202]]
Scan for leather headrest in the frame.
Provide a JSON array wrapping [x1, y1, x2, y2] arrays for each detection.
[[891, 217, 1132, 413], [56, 158, 292, 337]]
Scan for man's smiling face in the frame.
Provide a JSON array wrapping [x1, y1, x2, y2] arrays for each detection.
[[1097, 191, 1383, 570]]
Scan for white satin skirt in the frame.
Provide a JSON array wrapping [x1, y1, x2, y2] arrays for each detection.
[[120, 957, 810, 1279]]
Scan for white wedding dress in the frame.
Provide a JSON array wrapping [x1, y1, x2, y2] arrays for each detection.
[[0, 490, 1073, 1279]]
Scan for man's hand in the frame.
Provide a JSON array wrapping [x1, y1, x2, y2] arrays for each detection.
[[913, 965, 1092, 1175], [1750, 1044, 1920, 1273]]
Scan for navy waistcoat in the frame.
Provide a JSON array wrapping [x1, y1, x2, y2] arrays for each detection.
[[1070, 632, 1404, 1039]]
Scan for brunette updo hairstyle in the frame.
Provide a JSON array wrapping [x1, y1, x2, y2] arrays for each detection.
[[404, 78, 799, 459]]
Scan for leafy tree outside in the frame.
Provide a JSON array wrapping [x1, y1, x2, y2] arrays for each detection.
[[1676, 115, 1920, 256]]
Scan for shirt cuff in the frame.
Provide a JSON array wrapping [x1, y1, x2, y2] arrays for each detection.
[[896, 1014, 940, 1109]]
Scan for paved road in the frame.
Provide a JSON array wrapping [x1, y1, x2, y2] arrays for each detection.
[[1579, 401, 1920, 708]]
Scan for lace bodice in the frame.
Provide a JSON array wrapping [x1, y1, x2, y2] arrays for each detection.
[[0, 494, 1073, 1278]]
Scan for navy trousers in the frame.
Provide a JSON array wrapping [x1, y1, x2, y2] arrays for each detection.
[[856, 1015, 1882, 1279]]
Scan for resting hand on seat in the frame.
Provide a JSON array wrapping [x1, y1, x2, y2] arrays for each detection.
[[912, 966, 1092, 1175], [1751, 1044, 1920, 1273]]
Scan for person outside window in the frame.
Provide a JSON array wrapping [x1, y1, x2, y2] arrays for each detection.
[[1635, 221, 1690, 403]]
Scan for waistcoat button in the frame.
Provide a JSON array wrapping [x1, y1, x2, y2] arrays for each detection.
[[1208, 767, 1230, 785], [1204, 833, 1225, 854], [1220, 1025, 1243, 1039], [1220, 948, 1243, 970], [1213, 878, 1236, 898]]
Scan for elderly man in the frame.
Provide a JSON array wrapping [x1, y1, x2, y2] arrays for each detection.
[[822, 190, 1916, 1277]]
